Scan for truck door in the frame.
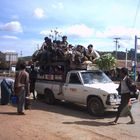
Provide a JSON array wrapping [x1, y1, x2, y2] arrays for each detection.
[[63, 73, 84, 103]]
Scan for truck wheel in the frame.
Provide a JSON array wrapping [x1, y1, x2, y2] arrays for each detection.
[[87, 97, 104, 116], [44, 90, 55, 105]]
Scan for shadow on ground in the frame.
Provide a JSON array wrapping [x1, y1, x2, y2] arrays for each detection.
[[0, 97, 117, 119], [0, 112, 17, 115], [63, 120, 110, 127], [31, 99, 117, 120]]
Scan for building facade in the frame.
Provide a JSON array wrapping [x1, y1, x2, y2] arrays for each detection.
[[4, 51, 18, 72]]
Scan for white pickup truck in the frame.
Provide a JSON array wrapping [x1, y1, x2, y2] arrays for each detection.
[[35, 69, 121, 116]]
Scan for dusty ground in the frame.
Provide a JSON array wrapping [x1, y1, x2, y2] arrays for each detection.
[[0, 99, 140, 140]]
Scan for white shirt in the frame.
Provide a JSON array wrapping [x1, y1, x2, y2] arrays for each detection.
[[85, 50, 100, 61]]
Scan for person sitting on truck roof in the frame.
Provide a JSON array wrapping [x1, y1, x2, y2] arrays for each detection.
[[40, 37, 53, 65], [74, 45, 86, 65], [59, 36, 69, 60], [41, 37, 52, 51], [52, 38, 70, 62], [67, 44, 74, 54], [84, 44, 100, 64], [60, 36, 68, 49], [66, 44, 74, 63], [53, 40, 65, 61], [62, 45, 74, 63]]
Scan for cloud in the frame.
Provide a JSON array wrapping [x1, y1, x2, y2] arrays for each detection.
[[1, 35, 19, 40], [96, 26, 140, 39], [34, 8, 44, 19], [39, 25, 137, 51], [64, 24, 94, 38], [40, 24, 94, 39], [40, 30, 51, 36], [95, 26, 140, 50], [0, 21, 23, 33], [0, 38, 41, 56], [3, 50, 17, 53], [11, 15, 19, 20], [52, 2, 64, 9], [40, 29, 62, 40]]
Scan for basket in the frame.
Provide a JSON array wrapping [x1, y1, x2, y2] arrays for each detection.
[[25, 96, 33, 110]]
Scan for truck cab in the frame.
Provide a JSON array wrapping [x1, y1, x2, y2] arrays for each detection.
[[63, 70, 120, 115]]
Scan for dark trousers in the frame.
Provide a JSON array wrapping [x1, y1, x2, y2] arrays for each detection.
[[30, 82, 36, 99], [116, 93, 132, 120]]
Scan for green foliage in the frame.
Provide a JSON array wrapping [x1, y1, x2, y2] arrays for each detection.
[[0, 61, 9, 69], [96, 53, 116, 71]]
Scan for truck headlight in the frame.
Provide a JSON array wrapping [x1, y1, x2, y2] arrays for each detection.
[[106, 94, 119, 105], [110, 94, 116, 101]]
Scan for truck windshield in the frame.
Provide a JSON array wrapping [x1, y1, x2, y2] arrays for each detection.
[[81, 71, 112, 84]]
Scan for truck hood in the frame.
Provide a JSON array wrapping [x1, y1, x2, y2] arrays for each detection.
[[85, 82, 119, 94]]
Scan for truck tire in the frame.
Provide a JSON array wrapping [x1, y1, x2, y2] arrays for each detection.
[[44, 90, 55, 105], [87, 97, 104, 116]]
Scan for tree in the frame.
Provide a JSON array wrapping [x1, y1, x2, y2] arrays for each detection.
[[0, 52, 9, 70], [0, 51, 5, 62], [96, 53, 116, 71]]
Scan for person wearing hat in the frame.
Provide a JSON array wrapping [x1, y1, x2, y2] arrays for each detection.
[[84, 44, 100, 63], [74, 45, 86, 64], [41, 37, 52, 51], [109, 67, 135, 125], [60, 35, 68, 49]]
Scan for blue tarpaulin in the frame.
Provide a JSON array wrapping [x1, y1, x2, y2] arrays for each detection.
[[1, 79, 13, 105]]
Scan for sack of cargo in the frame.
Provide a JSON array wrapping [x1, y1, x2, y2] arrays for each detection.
[[25, 95, 33, 110]]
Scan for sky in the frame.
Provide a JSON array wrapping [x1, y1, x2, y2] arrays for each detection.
[[1, 0, 140, 56]]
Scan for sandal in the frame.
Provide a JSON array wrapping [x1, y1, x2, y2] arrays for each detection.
[[17, 112, 25, 115], [109, 121, 118, 125], [127, 121, 135, 124]]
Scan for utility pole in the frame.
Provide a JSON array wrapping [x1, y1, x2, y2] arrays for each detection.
[[125, 48, 128, 68], [20, 51, 22, 58], [114, 37, 121, 60], [37, 44, 40, 50]]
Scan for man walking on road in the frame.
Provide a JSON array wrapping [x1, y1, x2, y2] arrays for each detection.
[[109, 67, 135, 125]]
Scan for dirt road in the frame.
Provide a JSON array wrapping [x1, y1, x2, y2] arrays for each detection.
[[0, 99, 140, 140]]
